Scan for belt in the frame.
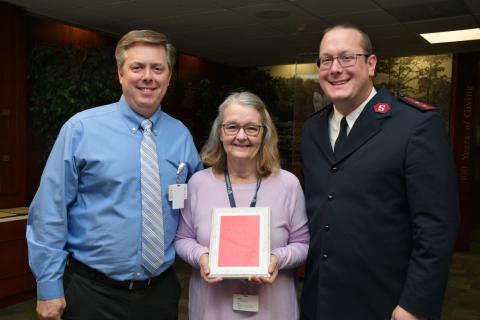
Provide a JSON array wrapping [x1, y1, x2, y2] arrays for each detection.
[[67, 258, 168, 291]]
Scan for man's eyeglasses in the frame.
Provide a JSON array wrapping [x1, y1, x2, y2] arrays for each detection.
[[316, 53, 370, 70], [221, 123, 264, 136]]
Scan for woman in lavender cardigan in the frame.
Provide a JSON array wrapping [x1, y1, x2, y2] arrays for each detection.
[[174, 91, 309, 320]]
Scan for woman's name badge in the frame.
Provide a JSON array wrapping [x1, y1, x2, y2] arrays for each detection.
[[168, 184, 187, 209], [233, 294, 259, 312]]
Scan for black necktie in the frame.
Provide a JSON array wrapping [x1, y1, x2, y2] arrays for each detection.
[[334, 117, 348, 155]]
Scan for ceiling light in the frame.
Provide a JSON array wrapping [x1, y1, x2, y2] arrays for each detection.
[[420, 28, 480, 44]]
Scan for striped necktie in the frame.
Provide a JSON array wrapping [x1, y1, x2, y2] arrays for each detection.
[[140, 119, 164, 274]]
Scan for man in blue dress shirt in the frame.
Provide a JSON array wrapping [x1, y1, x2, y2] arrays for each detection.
[[27, 30, 202, 320]]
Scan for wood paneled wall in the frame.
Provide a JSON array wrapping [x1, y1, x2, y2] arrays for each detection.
[[0, 2, 27, 208], [450, 53, 480, 250]]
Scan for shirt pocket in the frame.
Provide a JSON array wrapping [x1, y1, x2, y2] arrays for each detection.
[[161, 158, 187, 185]]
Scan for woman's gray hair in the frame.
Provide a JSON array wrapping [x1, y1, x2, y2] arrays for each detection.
[[201, 91, 280, 177]]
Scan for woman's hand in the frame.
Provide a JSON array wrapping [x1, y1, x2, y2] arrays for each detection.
[[249, 255, 279, 284], [199, 253, 223, 284]]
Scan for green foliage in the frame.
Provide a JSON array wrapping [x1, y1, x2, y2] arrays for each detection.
[[229, 68, 281, 112], [375, 55, 451, 98], [194, 68, 286, 124], [28, 45, 121, 157], [375, 54, 452, 118], [193, 78, 226, 125]]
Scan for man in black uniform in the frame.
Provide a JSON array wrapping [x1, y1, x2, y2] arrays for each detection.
[[300, 24, 459, 320]]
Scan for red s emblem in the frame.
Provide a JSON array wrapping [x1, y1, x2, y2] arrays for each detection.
[[374, 103, 390, 113]]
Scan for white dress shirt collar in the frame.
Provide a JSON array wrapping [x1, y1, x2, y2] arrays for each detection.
[[329, 87, 377, 148]]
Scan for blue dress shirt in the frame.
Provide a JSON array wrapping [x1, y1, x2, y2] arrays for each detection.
[[27, 96, 202, 300]]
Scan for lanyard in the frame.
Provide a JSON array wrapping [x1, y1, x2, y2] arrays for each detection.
[[224, 170, 262, 208]]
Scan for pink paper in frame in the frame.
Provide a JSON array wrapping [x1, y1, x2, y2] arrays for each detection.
[[217, 215, 260, 267], [208, 207, 270, 278]]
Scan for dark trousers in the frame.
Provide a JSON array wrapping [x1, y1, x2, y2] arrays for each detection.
[[62, 260, 180, 320]]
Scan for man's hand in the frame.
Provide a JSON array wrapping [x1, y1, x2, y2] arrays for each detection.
[[36, 297, 66, 320], [199, 253, 223, 284], [391, 305, 426, 320], [249, 255, 279, 284]]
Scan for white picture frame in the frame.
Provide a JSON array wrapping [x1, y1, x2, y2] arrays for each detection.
[[208, 207, 271, 279]]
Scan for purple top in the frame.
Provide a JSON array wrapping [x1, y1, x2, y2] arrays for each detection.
[[175, 168, 309, 320]]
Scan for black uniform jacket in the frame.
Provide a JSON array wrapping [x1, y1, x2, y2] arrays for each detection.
[[300, 87, 459, 320]]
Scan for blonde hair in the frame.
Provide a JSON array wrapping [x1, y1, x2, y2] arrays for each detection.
[[201, 91, 280, 178], [115, 30, 176, 71]]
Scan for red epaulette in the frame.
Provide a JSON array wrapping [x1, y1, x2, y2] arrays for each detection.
[[399, 96, 436, 111]]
